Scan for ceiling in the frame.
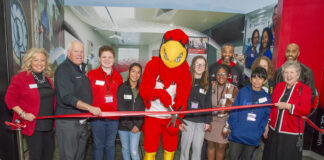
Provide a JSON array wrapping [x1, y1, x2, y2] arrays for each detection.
[[69, 6, 240, 48], [66, 0, 277, 48], [65, 0, 277, 14]]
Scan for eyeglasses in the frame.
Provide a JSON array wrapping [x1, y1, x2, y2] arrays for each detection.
[[194, 63, 205, 68], [216, 73, 227, 77]]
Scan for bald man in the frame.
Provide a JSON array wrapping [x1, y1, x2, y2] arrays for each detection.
[[55, 40, 101, 160]]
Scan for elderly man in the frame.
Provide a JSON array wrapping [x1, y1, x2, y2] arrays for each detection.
[[209, 43, 243, 88], [55, 40, 101, 160]]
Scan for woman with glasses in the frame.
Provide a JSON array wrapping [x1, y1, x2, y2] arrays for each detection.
[[179, 56, 212, 160], [205, 64, 238, 160]]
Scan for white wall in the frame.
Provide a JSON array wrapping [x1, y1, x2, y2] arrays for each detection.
[[64, 7, 110, 70], [147, 40, 161, 60]]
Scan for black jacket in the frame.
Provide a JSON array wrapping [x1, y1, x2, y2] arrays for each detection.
[[184, 79, 212, 124], [273, 61, 316, 103], [117, 82, 145, 131], [54, 58, 92, 115]]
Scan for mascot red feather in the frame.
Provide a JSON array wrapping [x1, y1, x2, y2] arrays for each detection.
[[139, 29, 192, 160]]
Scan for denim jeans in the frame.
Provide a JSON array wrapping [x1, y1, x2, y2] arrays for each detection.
[[90, 119, 119, 160], [118, 130, 141, 160]]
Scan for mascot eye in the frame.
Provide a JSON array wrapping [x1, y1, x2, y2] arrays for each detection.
[[164, 50, 169, 60], [175, 52, 183, 63]]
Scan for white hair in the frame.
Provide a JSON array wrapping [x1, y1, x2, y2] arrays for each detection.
[[67, 40, 83, 51], [281, 61, 301, 76]]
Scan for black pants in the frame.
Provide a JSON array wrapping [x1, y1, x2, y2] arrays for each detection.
[[229, 141, 256, 160], [25, 130, 55, 160]]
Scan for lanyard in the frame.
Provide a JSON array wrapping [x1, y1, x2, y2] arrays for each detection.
[[216, 83, 226, 106], [102, 68, 112, 94], [251, 90, 261, 113]]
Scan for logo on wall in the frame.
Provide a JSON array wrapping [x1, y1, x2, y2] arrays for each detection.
[[11, 1, 29, 66]]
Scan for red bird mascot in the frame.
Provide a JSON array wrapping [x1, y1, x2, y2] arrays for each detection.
[[139, 29, 192, 160]]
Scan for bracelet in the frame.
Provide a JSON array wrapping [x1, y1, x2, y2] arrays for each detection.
[[18, 110, 25, 116]]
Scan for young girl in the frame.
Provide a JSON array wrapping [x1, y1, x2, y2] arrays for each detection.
[[205, 64, 238, 160], [117, 63, 145, 160], [179, 56, 212, 160]]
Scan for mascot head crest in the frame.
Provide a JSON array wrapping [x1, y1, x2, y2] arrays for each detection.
[[160, 29, 188, 68]]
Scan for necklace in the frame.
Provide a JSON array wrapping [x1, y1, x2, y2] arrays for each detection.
[[32, 72, 46, 84]]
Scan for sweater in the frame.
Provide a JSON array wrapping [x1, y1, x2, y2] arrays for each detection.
[[228, 84, 271, 146]]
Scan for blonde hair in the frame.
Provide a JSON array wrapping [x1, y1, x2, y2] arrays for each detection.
[[20, 48, 51, 76], [251, 56, 274, 79]]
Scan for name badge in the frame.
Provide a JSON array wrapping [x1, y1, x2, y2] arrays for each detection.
[[105, 95, 113, 103], [191, 101, 199, 109], [219, 98, 226, 106], [29, 84, 38, 89], [199, 88, 206, 94], [79, 119, 87, 125], [124, 94, 132, 100], [95, 80, 105, 86], [247, 113, 256, 121], [262, 86, 269, 93], [259, 97, 267, 103], [225, 94, 232, 99], [251, 53, 254, 58]]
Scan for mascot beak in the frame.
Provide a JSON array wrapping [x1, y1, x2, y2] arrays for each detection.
[[160, 40, 187, 68]]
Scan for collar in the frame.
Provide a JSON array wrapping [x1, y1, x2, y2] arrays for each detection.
[[66, 58, 86, 73], [217, 59, 236, 67], [101, 66, 113, 76]]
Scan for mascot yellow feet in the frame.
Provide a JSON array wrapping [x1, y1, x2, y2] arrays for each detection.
[[144, 152, 156, 160], [164, 150, 175, 160], [144, 151, 175, 160]]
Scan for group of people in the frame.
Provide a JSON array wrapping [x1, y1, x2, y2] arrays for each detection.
[[5, 39, 316, 160], [244, 27, 273, 70]]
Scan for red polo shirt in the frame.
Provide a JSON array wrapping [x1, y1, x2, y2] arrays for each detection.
[[88, 67, 123, 119]]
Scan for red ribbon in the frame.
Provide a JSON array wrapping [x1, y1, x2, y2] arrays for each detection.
[[7, 103, 323, 134], [5, 121, 27, 129], [301, 116, 324, 134], [37, 103, 271, 119]]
